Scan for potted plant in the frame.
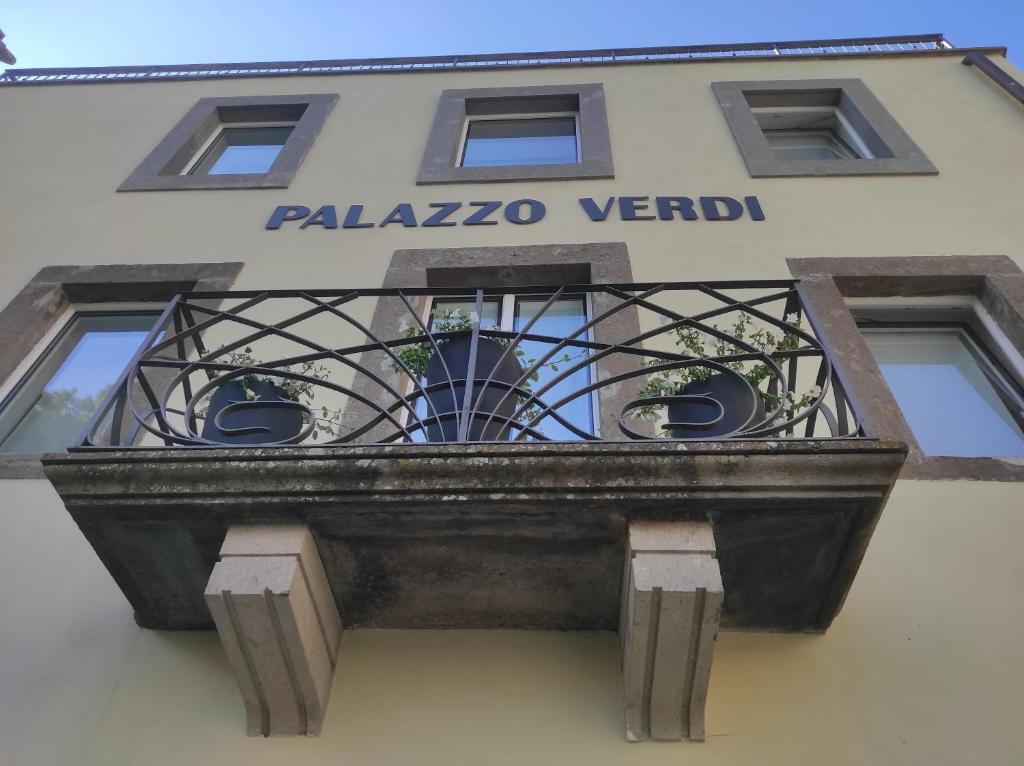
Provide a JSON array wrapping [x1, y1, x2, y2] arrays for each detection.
[[393, 309, 574, 442], [632, 312, 819, 438], [199, 348, 329, 445]]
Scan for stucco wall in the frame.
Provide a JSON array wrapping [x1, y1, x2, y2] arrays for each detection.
[[1, 480, 1022, 765], [0, 54, 1021, 307], [1, 51, 1023, 765]]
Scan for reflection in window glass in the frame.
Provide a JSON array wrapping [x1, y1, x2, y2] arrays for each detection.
[[0, 314, 159, 453], [407, 299, 501, 442], [461, 117, 578, 167], [431, 299, 501, 330], [753, 106, 871, 162], [861, 329, 1024, 457], [191, 126, 294, 175], [408, 296, 593, 442], [514, 296, 593, 441], [764, 130, 858, 160]]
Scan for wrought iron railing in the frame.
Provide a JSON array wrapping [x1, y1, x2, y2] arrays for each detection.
[[1, 35, 956, 85], [74, 282, 866, 449]]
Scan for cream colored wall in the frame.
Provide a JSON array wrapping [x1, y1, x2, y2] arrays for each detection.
[[1, 53, 1024, 765], [0, 54, 1022, 311], [1, 480, 1022, 765]]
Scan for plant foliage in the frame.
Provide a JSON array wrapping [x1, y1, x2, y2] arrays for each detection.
[[634, 312, 820, 420]]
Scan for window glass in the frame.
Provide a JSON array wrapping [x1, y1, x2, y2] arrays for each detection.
[[408, 296, 593, 441], [752, 105, 872, 161], [514, 296, 593, 440], [430, 298, 501, 329], [461, 117, 578, 167], [406, 298, 501, 442], [0, 313, 159, 453], [713, 79, 936, 177], [191, 126, 294, 175], [764, 130, 858, 160], [860, 328, 1024, 457]]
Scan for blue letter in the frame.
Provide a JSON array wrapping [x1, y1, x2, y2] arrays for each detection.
[[505, 199, 546, 224], [422, 202, 461, 227], [700, 197, 744, 221], [619, 197, 656, 221], [265, 205, 310, 230], [343, 204, 374, 229], [300, 205, 338, 229], [744, 196, 766, 221], [378, 203, 418, 228], [578, 197, 615, 221], [656, 197, 698, 221], [463, 201, 501, 226]]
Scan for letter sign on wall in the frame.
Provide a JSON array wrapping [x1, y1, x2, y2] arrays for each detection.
[[265, 195, 765, 230]]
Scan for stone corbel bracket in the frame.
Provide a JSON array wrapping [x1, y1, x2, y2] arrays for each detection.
[[621, 521, 724, 742], [205, 525, 343, 736]]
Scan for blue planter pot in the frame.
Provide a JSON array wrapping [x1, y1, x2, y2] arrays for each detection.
[[666, 373, 765, 438], [201, 379, 305, 445], [423, 336, 525, 442]]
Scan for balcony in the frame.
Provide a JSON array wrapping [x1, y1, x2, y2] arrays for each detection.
[[42, 280, 903, 629], [40, 280, 905, 736]]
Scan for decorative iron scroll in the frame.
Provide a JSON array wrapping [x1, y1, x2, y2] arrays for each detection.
[[76, 282, 864, 448]]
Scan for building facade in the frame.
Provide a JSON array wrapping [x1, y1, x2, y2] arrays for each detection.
[[1, 34, 1023, 765]]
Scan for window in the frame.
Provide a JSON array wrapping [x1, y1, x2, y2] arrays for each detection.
[[417, 83, 613, 184], [754, 106, 873, 161], [409, 294, 595, 441], [346, 244, 637, 446], [712, 79, 937, 177], [0, 310, 160, 454], [118, 94, 337, 191], [852, 300, 1024, 457], [187, 125, 295, 176], [460, 115, 579, 167], [0, 261, 242, 477], [788, 255, 1024, 481]]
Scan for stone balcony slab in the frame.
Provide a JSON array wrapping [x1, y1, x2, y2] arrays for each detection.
[[42, 439, 906, 633]]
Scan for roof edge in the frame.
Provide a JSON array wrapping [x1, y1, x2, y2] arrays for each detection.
[[0, 34, 1008, 87]]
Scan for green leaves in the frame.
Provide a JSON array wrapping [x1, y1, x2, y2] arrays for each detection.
[[634, 312, 818, 421], [198, 346, 343, 438], [391, 308, 475, 378]]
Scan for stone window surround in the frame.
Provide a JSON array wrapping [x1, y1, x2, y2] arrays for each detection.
[[789, 255, 1024, 481], [117, 94, 338, 191], [0, 262, 244, 478], [712, 78, 938, 177], [416, 83, 614, 184], [342, 242, 639, 440]]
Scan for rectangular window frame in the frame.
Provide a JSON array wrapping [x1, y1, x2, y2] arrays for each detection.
[[184, 121, 297, 177], [344, 244, 637, 444], [118, 93, 338, 191], [851, 297, 1024, 457], [0, 262, 243, 478], [849, 296, 1024, 387], [456, 111, 582, 168], [789, 255, 1024, 481], [416, 83, 614, 184], [0, 305, 164, 455], [754, 105, 876, 160], [713, 78, 937, 177]]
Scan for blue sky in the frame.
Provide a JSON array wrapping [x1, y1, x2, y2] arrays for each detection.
[[2, 0, 1022, 69]]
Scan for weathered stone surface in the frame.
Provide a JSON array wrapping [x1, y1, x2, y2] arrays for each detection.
[[627, 521, 716, 556], [43, 439, 906, 632], [205, 525, 342, 736], [621, 522, 723, 742]]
